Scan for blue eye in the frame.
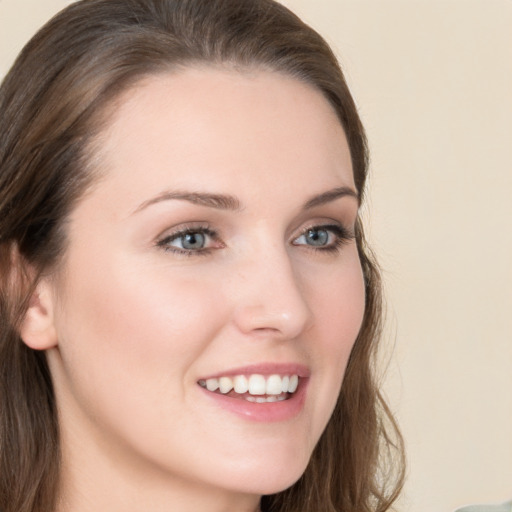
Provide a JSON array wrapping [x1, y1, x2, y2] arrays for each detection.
[[157, 227, 217, 254], [176, 232, 206, 250], [303, 228, 329, 246], [293, 224, 353, 251]]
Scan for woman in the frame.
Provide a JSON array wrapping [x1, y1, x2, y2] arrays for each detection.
[[0, 1, 404, 511]]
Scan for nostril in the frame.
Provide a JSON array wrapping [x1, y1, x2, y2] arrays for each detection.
[[232, 300, 312, 339]]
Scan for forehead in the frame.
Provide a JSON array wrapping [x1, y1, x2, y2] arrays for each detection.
[[89, 66, 354, 209]]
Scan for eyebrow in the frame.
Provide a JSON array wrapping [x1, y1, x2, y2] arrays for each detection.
[[133, 191, 242, 214], [133, 185, 358, 214], [302, 186, 359, 209]]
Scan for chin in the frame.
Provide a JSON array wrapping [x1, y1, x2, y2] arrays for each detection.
[[250, 469, 306, 496], [213, 445, 312, 496], [221, 470, 305, 498]]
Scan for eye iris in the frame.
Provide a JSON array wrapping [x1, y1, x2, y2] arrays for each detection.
[[306, 228, 329, 246], [182, 232, 205, 250]]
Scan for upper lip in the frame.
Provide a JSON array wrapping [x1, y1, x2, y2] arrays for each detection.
[[199, 363, 310, 381]]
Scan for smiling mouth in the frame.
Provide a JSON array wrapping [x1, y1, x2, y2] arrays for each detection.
[[198, 374, 299, 403]]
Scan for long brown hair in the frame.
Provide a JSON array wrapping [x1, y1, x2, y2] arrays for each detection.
[[0, 1, 405, 511]]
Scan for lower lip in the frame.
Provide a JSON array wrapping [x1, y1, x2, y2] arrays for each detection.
[[198, 379, 308, 422]]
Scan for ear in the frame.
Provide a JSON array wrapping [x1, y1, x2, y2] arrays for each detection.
[[19, 277, 58, 351]]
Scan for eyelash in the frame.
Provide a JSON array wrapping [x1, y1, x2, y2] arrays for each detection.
[[156, 223, 355, 257], [294, 224, 355, 253], [156, 226, 219, 257]]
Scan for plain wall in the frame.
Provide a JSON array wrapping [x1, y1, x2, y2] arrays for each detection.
[[1, 1, 511, 511]]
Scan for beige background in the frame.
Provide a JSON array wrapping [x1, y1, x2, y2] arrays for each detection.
[[1, 1, 511, 511]]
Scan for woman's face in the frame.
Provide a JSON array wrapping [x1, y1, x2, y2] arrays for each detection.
[[44, 68, 365, 506]]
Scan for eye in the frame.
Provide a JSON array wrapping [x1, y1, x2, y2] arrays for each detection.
[[292, 224, 354, 252], [300, 228, 330, 246], [156, 226, 221, 255], [175, 231, 206, 250]]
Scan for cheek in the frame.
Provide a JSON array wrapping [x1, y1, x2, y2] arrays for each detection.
[[60, 255, 223, 349], [51, 256, 227, 430], [311, 251, 366, 355], [304, 250, 365, 432]]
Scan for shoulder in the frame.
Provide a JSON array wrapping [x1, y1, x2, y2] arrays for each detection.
[[455, 501, 512, 512]]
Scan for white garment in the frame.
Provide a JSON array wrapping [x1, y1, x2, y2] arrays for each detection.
[[455, 501, 512, 512]]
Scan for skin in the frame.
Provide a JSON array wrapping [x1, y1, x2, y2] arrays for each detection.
[[22, 67, 365, 512]]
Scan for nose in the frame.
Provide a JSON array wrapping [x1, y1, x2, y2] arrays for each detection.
[[231, 248, 313, 340]]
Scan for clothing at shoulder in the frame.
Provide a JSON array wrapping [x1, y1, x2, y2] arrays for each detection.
[[455, 501, 512, 512]]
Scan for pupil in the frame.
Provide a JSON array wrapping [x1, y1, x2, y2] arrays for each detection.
[[183, 232, 205, 249], [307, 229, 328, 246]]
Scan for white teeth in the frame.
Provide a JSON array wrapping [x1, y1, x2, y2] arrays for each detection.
[[206, 378, 219, 392], [201, 373, 301, 397], [248, 374, 266, 395], [245, 395, 287, 403], [219, 377, 233, 394], [233, 375, 248, 394], [266, 374, 283, 395], [288, 375, 299, 393]]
